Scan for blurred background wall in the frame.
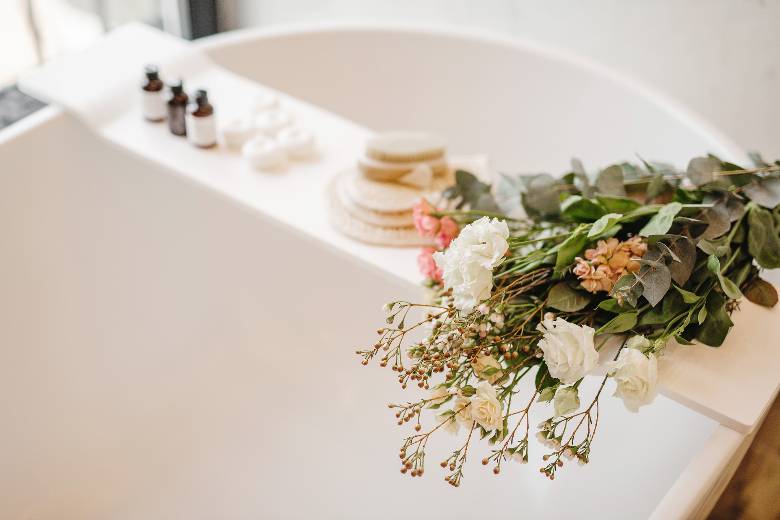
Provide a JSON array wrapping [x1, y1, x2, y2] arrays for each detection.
[[3, 0, 779, 157]]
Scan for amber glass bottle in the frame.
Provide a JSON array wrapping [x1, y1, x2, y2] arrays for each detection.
[[167, 80, 188, 136]]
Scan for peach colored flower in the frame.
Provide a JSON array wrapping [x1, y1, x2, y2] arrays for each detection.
[[626, 259, 641, 273], [417, 247, 442, 282], [573, 257, 593, 277], [608, 249, 631, 270], [435, 217, 460, 249], [625, 236, 648, 256], [574, 236, 647, 294]]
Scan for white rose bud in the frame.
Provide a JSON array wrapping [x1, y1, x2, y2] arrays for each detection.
[[537, 317, 598, 384], [608, 347, 658, 412], [553, 385, 580, 417], [468, 382, 503, 431], [626, 334, 652, 352]]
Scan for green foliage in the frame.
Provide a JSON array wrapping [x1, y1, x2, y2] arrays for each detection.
[[560, 195, 606, 222], [597, 311, 638, 334], [747, 204, 780, 269], [547, 282, 592, 312], [640, 202, 683, 236]]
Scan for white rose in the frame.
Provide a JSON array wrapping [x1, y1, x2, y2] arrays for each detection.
[[471, 354, 504, 384], [537, 317, 598, 385], [553, 385, 580, 417], [434, 217, 509, 313], [469, 382, 503, 431], [608, 347, 658, 412]]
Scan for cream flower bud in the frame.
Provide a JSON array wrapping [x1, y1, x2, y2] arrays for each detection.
[[608, 348, 658, 412]]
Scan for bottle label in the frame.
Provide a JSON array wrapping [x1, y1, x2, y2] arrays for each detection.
[[186, 114, 217, 147], [141, 90, 166, 121]]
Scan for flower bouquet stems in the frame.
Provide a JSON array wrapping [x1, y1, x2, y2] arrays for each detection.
[[357, 154, 780, 482]]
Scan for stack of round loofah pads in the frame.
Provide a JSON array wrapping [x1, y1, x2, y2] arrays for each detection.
[[329, 132, 455, 246]]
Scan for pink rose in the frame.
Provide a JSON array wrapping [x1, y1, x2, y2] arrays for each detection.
[[417, 247, 442, 282], [413, 199, 441, 238], [435, 217, 459, 249]]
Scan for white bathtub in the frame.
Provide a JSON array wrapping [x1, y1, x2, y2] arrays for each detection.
[[0, 24, 756, 519]]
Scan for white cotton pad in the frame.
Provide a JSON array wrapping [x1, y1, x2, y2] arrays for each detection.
[[251, 91, 279, 113], [219, 116, 256, 149], [276, 127, 315, 159], [242, 136, 286, 169], [254, 109, 292, 136]]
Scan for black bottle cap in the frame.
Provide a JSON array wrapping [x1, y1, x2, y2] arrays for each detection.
[[144, 65, 159, 80], [195, 89, 209, 104], [169, 80, 184, 94]]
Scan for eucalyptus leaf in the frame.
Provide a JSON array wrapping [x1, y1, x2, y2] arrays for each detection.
[[547, 282, 592, 312], [701, 203, 731, 239], [453, 170, 499, 211], [743, 177, 780, 209], [571, 158, 594, 198], [686, 156, 721, 187], [637, 259, 672, 307], [595, 165, 626, 196], [588, 213, 622, 238], [640, 202, 683, 236], [520, 173, 561, 217], [610, 274, 642, 308], [666, 236, 696, 285], [743, 278, 779, 308], [747, 151, 769, 167], [495, 173, 524, 215], [697, 235, 731, 257]]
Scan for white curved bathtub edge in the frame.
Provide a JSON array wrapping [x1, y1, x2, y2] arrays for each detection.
[[195, 21, 748, 164]]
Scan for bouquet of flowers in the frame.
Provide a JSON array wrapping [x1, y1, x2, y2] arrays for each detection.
[[357, 153, 780, 483]]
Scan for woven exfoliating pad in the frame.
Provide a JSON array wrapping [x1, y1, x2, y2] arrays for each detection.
[[327, 177, 433, 247]]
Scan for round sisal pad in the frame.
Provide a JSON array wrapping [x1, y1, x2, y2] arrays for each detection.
[[327, 178, 432, 247], [365, 131, 446, 163], [335, 174, 414, 227], [357, 154, 449, 182], [341, 167, 454, 213]]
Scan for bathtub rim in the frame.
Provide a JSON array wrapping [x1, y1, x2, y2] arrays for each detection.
[[194, 21, 748, 165]]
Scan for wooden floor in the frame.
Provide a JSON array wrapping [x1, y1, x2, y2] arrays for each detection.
[[709, 395, 780, 519]]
